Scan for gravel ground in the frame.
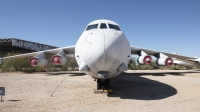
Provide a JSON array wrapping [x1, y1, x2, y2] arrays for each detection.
[[0, 70, 200, 112]]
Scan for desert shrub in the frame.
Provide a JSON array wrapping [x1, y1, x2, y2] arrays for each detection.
[[1, 53, 32, 72], [1, 53, 78, 72], [1, 53, 49, 72], [128, 57, 194, 70], [60, 65, 69, 71], [66, 55, 78, 71], [128, 58, 137, 70]]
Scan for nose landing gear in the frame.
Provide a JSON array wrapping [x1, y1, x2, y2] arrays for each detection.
[[97, 79, 110, 90], [94, 79, 112, 93]]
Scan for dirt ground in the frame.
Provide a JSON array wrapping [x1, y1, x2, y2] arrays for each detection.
[[0, 70, 200, 112]]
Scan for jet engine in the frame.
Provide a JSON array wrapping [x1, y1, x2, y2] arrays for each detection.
[[137, 55, 152, 65], [156, 57, 173, 66], [30, 57, 48, 66], [51, 55, 67, 65]]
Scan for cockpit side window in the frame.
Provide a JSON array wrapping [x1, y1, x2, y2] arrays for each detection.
[[86, 24, 98, 31], [108, 24, 121, 31], [100, 23, 107, 29]]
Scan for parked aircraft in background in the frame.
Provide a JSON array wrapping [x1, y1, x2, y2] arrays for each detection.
[[1, 19, 200, 91]]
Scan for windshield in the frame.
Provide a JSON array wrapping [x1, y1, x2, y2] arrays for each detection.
[[86, 24, 98, 31], [108, 24, 121, 31], [100, 23, 107, 29]]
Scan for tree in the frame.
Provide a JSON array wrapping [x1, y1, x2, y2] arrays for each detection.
[[128, 57, 137, 70], [1, 53, 32, 72], [66, 55, 78, 71]]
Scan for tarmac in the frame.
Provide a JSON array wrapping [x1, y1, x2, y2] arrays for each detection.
[[0, 70, 200, 112]]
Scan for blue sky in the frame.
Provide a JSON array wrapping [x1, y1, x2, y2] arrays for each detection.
[[0, 0, 200, 57]]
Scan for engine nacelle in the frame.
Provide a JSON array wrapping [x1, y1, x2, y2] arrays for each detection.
[[173, 60, 193, 66], [30, 57, 48, 66], [137, 55, 152, 65], [156, 57, 173, 66], [51, 55, 67, 65]]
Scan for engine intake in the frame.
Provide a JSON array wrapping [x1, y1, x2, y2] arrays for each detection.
[[30, 57, 48, 66], [137, 55, 152, 65], [156, 57, 173, 66], [51, 55, 67, 65]]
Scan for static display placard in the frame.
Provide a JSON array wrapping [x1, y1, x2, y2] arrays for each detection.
[[0, 87, 5, 96]]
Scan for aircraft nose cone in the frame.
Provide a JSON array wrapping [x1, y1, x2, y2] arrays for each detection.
[[81, 31, 116, 71]]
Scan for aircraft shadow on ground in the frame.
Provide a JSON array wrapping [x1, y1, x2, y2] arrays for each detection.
[[123, 70, 200, 76], [69, 73, 86, 76], [7, 100, 22, 102], [45, 72, 86, 76], [107, 72, 179, 100]]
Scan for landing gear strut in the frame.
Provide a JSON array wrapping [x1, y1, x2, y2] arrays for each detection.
[[97, 79, 110, 90]]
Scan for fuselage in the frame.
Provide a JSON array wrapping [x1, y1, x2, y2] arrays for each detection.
[[75, 19, 131, 79]]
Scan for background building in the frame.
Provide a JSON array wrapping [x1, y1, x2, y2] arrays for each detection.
[[0, 38, 57, 57]]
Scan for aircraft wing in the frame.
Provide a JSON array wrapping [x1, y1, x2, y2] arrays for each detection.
[[3, 46, 75, 59], [131, 46, 196, 60]]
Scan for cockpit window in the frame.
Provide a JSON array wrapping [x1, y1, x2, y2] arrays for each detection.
[[86, 24, 98, 31], [108, 24, 121, 31], [100, 23, 107, 29]]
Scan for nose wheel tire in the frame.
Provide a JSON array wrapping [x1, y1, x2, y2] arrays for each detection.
[[97, 79, 110, 90], [105, 79, 110, 89], [97, 79, 102, 90]]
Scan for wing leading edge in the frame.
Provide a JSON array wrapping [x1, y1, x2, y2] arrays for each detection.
[[131, 46, 196, 60], [3, 46, 75, 60]]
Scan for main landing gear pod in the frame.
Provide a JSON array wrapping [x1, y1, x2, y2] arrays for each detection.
[[79, 62, 90, 71], [117, 63, 128, 72]]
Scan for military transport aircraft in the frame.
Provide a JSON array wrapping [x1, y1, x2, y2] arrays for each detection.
[[1, 19, 200, 90]]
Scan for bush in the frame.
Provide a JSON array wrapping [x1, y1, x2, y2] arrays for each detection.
[[61, 65, 69, 71], [128, 57, 194, 70], [128, 58, 137, 70], [0, 53, 78, 72], [1, 53, 195, 72], [1, 53, 32, 72]]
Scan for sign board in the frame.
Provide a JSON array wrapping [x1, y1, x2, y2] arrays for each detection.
[[0, 87, 5, 96]]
